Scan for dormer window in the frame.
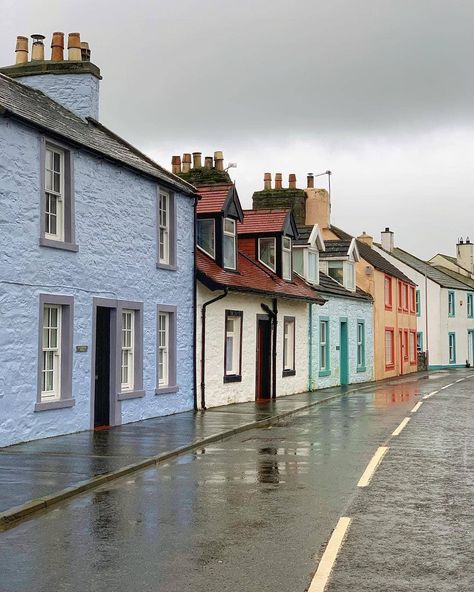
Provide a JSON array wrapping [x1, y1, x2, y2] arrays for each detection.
[[282, 236, 292, 280], [258, 237, 276, 271], [223, 218, 236, 270], [345, 261, 355, 291], [197, 219, 216, 258], [328, 261, 344, 285], [307, 249, 319, 284]]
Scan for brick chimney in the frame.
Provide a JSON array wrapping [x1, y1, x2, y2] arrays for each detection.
[[1, 31, 102, 120], [288, 174, 296, 189], [381, 227, 394, 253], [182, 153, 192, 173], [457, 237, 474, 274], [264, 173, 272, 190], [171, 155, 182, 174], [275, 173, 282, 190]]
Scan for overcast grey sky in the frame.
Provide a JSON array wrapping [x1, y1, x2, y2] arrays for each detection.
[[3, 0, 474, 258]]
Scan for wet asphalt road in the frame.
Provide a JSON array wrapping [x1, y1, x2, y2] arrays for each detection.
[[0, 371, 469, 592]]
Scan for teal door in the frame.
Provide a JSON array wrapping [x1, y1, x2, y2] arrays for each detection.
[[340, 320, 349, 385]]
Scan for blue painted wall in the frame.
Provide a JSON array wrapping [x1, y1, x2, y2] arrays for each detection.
[[0, 113, 195, 446], [309, 295, 374, 390]]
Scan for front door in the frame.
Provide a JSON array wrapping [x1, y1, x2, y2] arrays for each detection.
[[94, 307, 111, 428], [340, 320, 349, 385], [256, 318, 272, 401]]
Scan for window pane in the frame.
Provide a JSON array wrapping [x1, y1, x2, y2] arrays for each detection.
[[225, 335, 234, 373], [328, 262, 344, 284], [282, 250, 291, 280], [259, 238, 276, 271], [197, 219, 215, 257], [223, 234, 236, 269], [308, 251, 317, 282], [224, 218, 235, 234]]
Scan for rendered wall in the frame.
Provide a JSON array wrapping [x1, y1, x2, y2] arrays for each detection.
[[0, 117, 195, 447], [197, 286, 309, 408]]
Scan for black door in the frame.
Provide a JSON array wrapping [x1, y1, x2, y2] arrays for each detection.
[[256, 319, 272, 401], [94, 307, 111, 428]]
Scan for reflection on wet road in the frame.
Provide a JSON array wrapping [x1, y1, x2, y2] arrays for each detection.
[[0, 374, 458, 592]]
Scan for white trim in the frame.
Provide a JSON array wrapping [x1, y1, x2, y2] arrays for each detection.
[[41, 304, 62, 401], [282, 236, 292, 280], [159, 190, 170, 265], [44, 145, 65, 242], [158, 311, 170, 387], [121, 310, 135, 391], [258, 236, 276, 272], [223, 217, 237, 270]]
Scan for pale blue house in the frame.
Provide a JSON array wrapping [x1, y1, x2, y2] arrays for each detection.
[[0, 34, 195, 446]]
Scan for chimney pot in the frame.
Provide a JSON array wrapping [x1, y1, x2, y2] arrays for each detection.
[[15, 36, 29, 64], [264, 172, 272, 190], [275, 173, 282, 190], [67, 32, 82, 61], [192, 152, 202, 169], [51, 32, 65, 61], [171, 155, 182, 175], [182, 153, 192, 173], [214, 151, 224, 171], [204, 156, 213, 169], [307, 173, 314, 189], [80, 41, 91, 62], [289, 173, 296, 189], [31, 34, 45, 61]]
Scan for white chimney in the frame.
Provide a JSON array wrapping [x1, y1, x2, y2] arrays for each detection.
[[457, 237, 474, 274], [381, 227, 394, 253]]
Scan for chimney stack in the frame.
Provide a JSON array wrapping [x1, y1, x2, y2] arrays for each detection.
[[264, 173, 272, 190], [457, 236, 474, 274], [67, 33, 82, 61], [192, 152, 202, 169], [381, 227, 394, 253], [357, 231, 374, 247], [204, 156, 213, 169], [171, 155, 182, 174], [15, 36, 29, 64], [289, 173, 296, 189], [80, 41, 91, 62], [51, 32, 65, 61], [307, 173, 314, 189], [31, 34, 45, 61], [214, 151, 224, 171], [275, 173, 282, 190], [182, 153, 191, 173]]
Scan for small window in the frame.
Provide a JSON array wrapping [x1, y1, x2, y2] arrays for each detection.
[[385, 328, 394, 368], [416, 289, 421, 316], [404, 284, 409, 312], [224, 310, 242, 381], [416, 332, 423, 353], [41, 304, 62, 400], [328, 261, 344, 285], [223, 218, 236, 270], [467, 293, 473, 318], [307, 249, 319, 284], [259, 237, 276, 271], [384, 276, 393, 309], [283, 317, 296, 376], [282, 236, 292, 280], [448, 291, 455, 317], [357, 321, 365, 370], [158, 312, 169, 387], [398, 281, 403, 311], [319, 319, 330, 375], [409, 286, 416, 313], [409, 331, 417, 364], [121, 310, 135, 391], [159, 191, 170, 265], [156, 305, 177, 393], [197, 219, 216, 258], [448, 332, 456, 364], [403, 330, 409, 361]]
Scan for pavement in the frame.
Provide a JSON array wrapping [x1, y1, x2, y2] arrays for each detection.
[[0, 378, 387, 526]]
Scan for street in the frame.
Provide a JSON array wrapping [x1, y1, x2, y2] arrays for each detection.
[[0, 371, 472, 592]]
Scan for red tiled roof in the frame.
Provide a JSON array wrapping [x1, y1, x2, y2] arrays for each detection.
[[196, 183, 232, 214], [197, 249, 325, 303], [238, 209, 289, 234]]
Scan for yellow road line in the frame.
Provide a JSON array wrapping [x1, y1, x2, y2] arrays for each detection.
[[392, 417, 410, 436], [411, 401, 423, 413], [357, 446, 389, 488], [308, 517, 352, 592]]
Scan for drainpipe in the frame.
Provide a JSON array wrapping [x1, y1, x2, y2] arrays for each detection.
[[308, 303, 313, 391], [261, 299, 278, 399], [201, 289, 228, 410], [424, 271, 429, 370], [192, 193, 198, 411]]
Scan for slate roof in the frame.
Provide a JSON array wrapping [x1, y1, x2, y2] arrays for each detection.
[[330, 226, 415, 285], [238, 209, 291, 235], [431, 265, 474, 290], [377, 246, 473, 290], [320, 240, 352, 258], [0, 73, 194, 195], [197, 249, 325, 303], [317, 273, 372, 301], [294, 225, 313, 245]]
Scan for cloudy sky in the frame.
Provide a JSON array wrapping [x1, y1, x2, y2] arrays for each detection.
[[3, 0, 474, 258]]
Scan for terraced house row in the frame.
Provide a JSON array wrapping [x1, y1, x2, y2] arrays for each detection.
[[0, 32, 472, 446]]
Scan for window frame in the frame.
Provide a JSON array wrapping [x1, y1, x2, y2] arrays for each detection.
[[116, 301, 144, 400], [467, 293, 473, 318], [120, 309, 135, 392], [223, 217, 237, 270], [409, 330, 417, 364], [448, 332, 456, 364], [307, 247, 319, 285], [258, 237, 277, 272], [384, 327, 395, 369], [39, 138, 78, 252], [327, 260, 344, 286], [416, 331, 423, 353], [156, 304, 178, 394], [344, 261, 355, 291], [36, 294, 75, 411], [409, 286, 416, 314], [448, 290, 456, 317], [416, 289, 421, 317], [403, 329, 409, 361], [223, 310, 243, 383], [197, 218, 216, 259], [403, 284, 409, 312], [319, 317, 331, 377], [384, 275, 393, 310], [282, 316, 296, 377], [282, 235, 292, 281], [156, 188, 177, 270], [356, 320, 366, 372]]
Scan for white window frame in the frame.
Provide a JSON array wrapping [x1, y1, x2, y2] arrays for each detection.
[[385, 329, 394, 366], [258, 237, 276, 272], [158, 311, 170, 387], [282, 236, 292, 280], [224, 311, 243, 380], [223, 218, 237, 270], [197, 218, 216, 259], [283, 317, 296, 374], [307, 248, 319, 285], [327, 260, 344, 285], [121, 310, 135, 391], [159, 191, 170, 265], [44, 145, 65, 242], [320, 320, 329, 371], [344, 261, 355, 291], [41, 304, 62, 401], [357, 321, 365, 368]]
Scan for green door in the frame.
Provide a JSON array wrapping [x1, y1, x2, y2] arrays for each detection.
[[340, 320, 349, 385]]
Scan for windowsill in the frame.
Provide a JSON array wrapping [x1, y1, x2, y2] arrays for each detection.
[[155, 384, 179, 395], [117, 389, 145, 401], [156, 261, 177, 271], [223, 375, 242, 383], [282, 369, 296, 377], [448, 315, 455, 318], [385, 363, 395, 370], [35, 398, 75, 412], [356, 366, 366, 373], [223, 267, 239, 274], [39, 237, 79, 252], [385, 305, 393, 311], [319, 369, 331, 377]]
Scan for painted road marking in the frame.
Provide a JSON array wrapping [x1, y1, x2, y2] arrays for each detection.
[[411, 402, 423, 413], [308, 517, 352, 592], [423, 390, 438, 400], [441, 383, 454, 390], [456, 378, 464, 383], [392, 417, 410, 436], [357, 446, 389, 488]]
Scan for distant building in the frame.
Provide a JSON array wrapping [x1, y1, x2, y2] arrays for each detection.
[[0, 33, 195, 446]]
